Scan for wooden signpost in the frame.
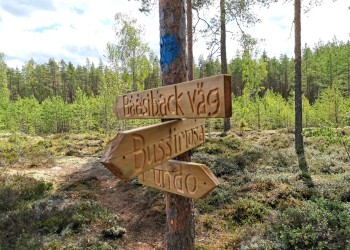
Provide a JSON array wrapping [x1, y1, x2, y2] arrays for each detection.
[[101, 73, 231, 248], [114, 75, 232, 119], [139, 160, 220, 199], [101, 119, 205, 180], [102, 74, 231, 185]]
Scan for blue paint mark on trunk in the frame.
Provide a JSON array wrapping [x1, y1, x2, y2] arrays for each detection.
[[160, 34, 180, 71]]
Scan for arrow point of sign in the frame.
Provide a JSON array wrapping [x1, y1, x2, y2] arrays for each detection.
[[100, 133, 133, 180], [194, 164, 220, 198]]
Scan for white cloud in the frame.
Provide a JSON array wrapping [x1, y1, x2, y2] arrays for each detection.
[[252, 0, 350, 58], [0, 0, 348, 68], [0, 0, 159, 68]]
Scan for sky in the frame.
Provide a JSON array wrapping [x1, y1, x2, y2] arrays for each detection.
[[0, 0, 349, 69]]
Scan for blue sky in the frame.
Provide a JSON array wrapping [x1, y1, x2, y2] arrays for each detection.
[[0, 0, 349, 68]]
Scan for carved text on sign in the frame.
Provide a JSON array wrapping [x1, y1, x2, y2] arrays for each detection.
[[133, 124, 204, 170], [139, 160, 220, 199], [100, 119, 205, 180], [114, 75, 232, 119]]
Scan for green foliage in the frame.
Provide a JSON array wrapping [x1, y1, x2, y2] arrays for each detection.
[[193, 136, 245, 178], [41, 96, 72, 133], [235, 144, 266, 169], [0, 53, 9, 102], [107, 12, 152, 92], [0, 199, 119, 249], [0, 173, 122, 249], [1, 40, 350, 134], [4, 97, 42, 134], [0, 53, 9, 131], [195, 136, 242, 155], [0, 134, 55, 167], [268, 198, 350, 249], [312, 85, 348, 126], [242, 50, 267, 99], [71, 88, 99, 132], [0, 174, 52, 212], [315, 174, 350, 201], [220, 198, 268, 226], [196, 184, 233, 213], [305, 122, 350, 161], [232, 91, 295, 130]]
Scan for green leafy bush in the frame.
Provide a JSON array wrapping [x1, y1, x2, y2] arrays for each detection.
[[0, 134, 54, 167], [196, 185, 233, 213], [235, 145, 266, 169], [194, 137, 242, 156], [305, 123, 350, 161], [221, 198, 268, 226], [268, 198, 350, 249], [0, 197, 120, 249], [0, 174, 52, 212], [216, 156, 247, 178]]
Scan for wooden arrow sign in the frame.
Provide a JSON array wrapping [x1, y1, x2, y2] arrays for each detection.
[[114, 74, 232, 119], [101, 119, 205, 180], [139, 160, 220, 199]]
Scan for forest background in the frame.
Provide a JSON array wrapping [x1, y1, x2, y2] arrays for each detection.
[[0, 36, 349, 134], [0, 0, 349, 135]]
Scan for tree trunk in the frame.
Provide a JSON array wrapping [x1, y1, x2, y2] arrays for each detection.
[[220, 0, 230, 132], [159, 0, 195, 249], [132, 49, 137, 92], [294, 0, 313, 187], [187, 0, 193, 81]]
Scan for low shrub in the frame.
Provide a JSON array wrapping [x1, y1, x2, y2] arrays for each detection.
[[220, 198, 268, 227], [315, 176, 350, 201], [196, 184, 233, 213], [0, 197, 120, 249], [235, 145, 266, 169], [267, 198, 350, 249], [0, 174, 52, 212], [0, 134, 54, 167], [194, 137, 242, 156]]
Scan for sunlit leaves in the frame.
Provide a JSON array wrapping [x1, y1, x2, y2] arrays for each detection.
[[107, 13, 151, 92]]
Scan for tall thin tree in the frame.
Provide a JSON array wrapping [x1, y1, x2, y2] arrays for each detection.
[[187, 0, 194, 81], [220, 0, 230, 132], [294, 0, 313, 187]]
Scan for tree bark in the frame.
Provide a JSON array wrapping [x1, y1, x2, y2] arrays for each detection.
[[220, 0, 230, 132], [294, 0, 313, 187], [220, 0, 227, 75], [159, 0, 195, 249], [187, 0, 193, 81]]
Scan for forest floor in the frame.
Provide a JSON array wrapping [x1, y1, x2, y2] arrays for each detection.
[[0, 132, 166, 249], [1, 127, 350, 249], [5, 156, 165, 249]]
